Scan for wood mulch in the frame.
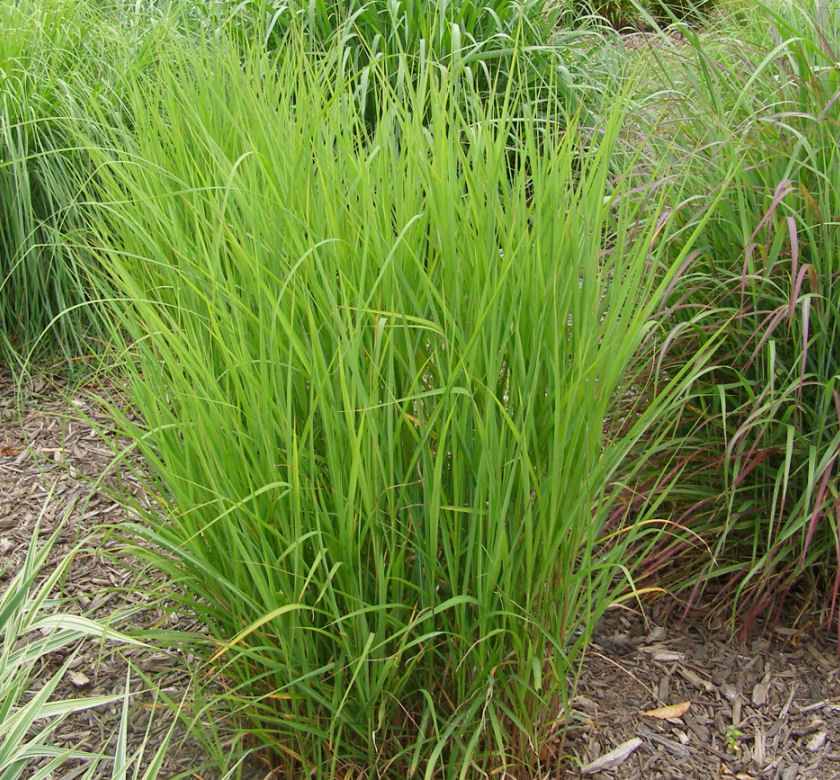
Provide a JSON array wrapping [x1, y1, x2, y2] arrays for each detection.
[[2, 369, 838, 779], [562, 608, 840, 779], [0, 369, 235, 779]]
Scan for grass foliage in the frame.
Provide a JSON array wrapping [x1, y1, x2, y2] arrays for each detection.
[[0, 0, 110, 369], [73, 35, 687, 774], [2, 0, 838, 774], [622, 0, 840, 633], [562, 0, 716, 30], [0, 507, 157, 780], [223, 0, 617, 136], [0, 0, 176, 371]]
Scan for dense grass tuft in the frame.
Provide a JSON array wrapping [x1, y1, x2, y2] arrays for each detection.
[[69, 32, 693, 775], [5, 0, 839, 774]]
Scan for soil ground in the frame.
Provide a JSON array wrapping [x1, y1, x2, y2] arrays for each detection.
[[2, 370, 838, 779], [563, 609, 839, 778]]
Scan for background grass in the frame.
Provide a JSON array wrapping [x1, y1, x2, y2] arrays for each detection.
[[0, 0, 103, 370], [615, 0, 840, 638], [0, 0, 182, 375]]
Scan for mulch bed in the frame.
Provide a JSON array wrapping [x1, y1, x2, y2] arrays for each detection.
[[562, 609, 840, 779], [2, 369, 838, 779], [0, 369, 228, 779]]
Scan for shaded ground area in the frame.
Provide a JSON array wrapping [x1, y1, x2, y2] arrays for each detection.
[[1, 370, 838, 778]]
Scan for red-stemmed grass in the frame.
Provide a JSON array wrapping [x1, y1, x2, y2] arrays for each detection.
[[613, 0, 840, 646]]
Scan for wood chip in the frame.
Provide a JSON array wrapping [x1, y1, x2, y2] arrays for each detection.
[[798, 700, 828, 714], [719, 763, 756, 780], [753, 725, 766, 765], [643, 700, 691, 720], [732, 695, 742, 727], [792, 720, 825, 737], [580, 738, 643, 775], [779, 684, 797, 720], [752, 671, 771, 706], [805, 644, 836, 671], [678, 666, 716, 693], [806, 731, 827, 752], [652, 650, 684, 662], [721, 683, 738, 702], [638, 727, 693, 759], [645, 626, 666, 643], [67, 671, 90, 688]]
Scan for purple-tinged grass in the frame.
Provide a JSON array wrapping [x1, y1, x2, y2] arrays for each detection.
[[616, 0, 840, 645]]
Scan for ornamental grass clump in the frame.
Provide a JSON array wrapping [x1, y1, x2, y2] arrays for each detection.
[[74, 34, 689, 776], [622, 0, 840, 638], [0, 0, 178, 373], [221, 0, 614, 133]]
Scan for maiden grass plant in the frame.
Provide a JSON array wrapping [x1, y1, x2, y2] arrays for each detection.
[[73, 34, 691, 776], [0, 0, 112, 370]]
